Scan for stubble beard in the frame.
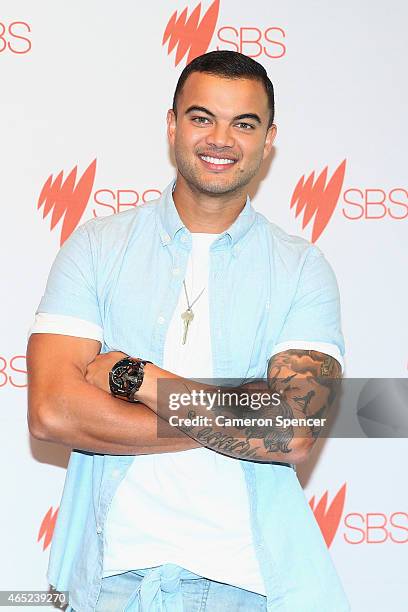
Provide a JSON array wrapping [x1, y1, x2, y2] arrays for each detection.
[[174, 148, 262, 197]]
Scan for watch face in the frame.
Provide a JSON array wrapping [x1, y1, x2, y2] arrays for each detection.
[[109, 357, 143, 399]]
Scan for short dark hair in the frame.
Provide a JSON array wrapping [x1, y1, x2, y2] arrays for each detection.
[[172, 50, 275, 128]]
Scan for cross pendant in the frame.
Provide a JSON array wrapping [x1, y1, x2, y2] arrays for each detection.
[[181, 308, 194, 345]]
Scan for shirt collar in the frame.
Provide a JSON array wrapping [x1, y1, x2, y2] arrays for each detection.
[[157, 179, 257, 248]]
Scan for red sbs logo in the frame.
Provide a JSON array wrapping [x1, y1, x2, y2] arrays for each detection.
[[291, 160, 406, 240], [162, 1, 286, 65], [309, 483, 346, 548], [0, 21, 31, 54], [163, 0, 220, 66], [290, 160, 347, 242], [37, 506, 59, 551], [37, 159, 161, 241], [37, 159, 97, 245], [0, 355, 27, 388]]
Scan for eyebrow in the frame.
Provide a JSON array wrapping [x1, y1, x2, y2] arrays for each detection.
[[185, 105, 262, 125]]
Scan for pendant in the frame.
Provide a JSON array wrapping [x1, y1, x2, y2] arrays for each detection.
[[181, 308, 194, 344]]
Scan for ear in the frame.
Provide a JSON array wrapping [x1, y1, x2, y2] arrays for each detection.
[[167, 109, 177, 146], [262, 124, 277, 161]]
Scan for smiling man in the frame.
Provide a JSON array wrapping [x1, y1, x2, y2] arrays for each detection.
[[27, 51, 350, 611]]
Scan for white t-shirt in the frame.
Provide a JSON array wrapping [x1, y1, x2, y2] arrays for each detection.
[[102, 232, 266, 594]]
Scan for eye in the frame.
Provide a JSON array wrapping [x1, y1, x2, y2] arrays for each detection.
[[191, 116, 211, 125], [236, 122, 255, 130]]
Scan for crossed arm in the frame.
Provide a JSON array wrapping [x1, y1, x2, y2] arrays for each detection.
[[129, 347, 342, 463], [27, 333, 341, 464]]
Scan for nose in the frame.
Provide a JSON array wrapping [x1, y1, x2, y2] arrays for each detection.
[[205, 122, 235, 149]]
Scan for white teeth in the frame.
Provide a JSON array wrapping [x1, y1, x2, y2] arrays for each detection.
[[200, 155, 235, 165]]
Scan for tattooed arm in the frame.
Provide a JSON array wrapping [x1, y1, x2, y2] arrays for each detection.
[[266, 349, 342, 457], [127, 349, 342, 464]]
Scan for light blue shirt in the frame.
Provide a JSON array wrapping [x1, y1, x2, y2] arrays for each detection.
[[36, 181, 349, 611]]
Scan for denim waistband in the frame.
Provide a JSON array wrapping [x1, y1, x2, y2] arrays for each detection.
[[123, 563, 203, 611]]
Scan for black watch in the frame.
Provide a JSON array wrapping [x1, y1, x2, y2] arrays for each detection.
[[109, 356, 152, 402]]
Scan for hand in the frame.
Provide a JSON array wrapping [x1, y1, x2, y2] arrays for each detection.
[[85, 351, 127, 393]]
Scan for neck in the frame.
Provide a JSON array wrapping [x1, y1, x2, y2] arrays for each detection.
[[172, 173, 247, 233]]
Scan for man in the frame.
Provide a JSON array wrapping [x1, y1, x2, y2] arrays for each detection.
[[27, 51, 350, 611]]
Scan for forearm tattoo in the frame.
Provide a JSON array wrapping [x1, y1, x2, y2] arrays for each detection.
[[158, 350, 341, 463]]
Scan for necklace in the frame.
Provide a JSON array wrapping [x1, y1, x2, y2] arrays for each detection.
[[181, 280, 205, 345]]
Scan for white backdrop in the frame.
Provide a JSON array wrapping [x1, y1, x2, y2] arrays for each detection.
[[1, 1, 407, 611]]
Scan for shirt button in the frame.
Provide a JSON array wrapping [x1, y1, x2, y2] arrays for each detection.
[[158, 316, 165, 324], [172, 268, 180, 276], [96, 526, 102, 534], [180, 235, 188, 243]]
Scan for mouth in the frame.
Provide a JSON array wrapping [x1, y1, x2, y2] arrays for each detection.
[[198, 153, 237, 172]]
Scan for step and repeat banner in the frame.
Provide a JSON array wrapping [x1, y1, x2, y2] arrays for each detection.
[[1, 1, 407, 611]]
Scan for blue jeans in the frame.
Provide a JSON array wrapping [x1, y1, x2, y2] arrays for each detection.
[[67, 564, 267, 611]]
